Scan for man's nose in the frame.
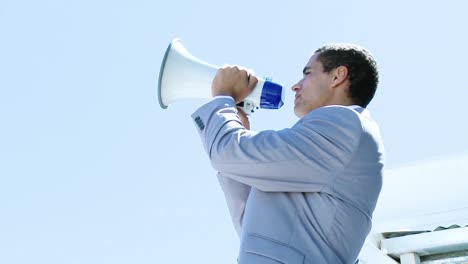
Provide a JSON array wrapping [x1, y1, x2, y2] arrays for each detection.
[[291, 81, 301, 92]]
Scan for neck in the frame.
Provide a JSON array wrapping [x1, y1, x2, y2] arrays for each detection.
[[327, 82, 354, 106], [326, 93, 354, 106]]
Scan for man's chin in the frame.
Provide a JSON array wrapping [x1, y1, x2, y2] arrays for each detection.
[[293, 107, 304, 118]]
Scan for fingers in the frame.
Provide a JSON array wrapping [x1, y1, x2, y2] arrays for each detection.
[[234, 66, 257, 93], [214, 65, 258, 103]]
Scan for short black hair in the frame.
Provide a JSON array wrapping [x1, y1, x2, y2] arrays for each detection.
[[315, 44, 379, 107]]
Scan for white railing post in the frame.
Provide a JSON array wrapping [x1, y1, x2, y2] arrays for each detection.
[[400, 253, 421, 264]]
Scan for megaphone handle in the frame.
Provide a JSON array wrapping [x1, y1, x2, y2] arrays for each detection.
[[236, 101, 258, 116]]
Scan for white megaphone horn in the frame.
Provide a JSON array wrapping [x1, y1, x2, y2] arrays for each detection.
[[157, 39, 284, 114]]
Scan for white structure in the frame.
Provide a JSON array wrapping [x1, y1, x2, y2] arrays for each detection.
[[358, 153, 468, 263]]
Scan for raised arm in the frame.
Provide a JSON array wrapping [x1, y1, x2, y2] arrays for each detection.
[[192, 98, 363, 192], [215, 106, 251, 237]]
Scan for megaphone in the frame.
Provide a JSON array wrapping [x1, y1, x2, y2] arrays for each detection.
[[157, 39, 284, 113]]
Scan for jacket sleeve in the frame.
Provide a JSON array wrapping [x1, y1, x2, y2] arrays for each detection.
[[192, 97, 363, 192], [217, 173, 251, 238]]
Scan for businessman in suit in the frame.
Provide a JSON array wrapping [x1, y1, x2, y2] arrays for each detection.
[[192, 44, 384, 264]]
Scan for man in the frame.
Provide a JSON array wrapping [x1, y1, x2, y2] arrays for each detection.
[[192, 44, 384, 264]]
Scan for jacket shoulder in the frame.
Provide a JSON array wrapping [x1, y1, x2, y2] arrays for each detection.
[[302, 105, 363, 129]]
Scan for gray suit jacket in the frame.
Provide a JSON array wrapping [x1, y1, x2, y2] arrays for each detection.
[[192, 97, 384, 264]]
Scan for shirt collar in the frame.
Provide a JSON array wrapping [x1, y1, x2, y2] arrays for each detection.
[[348, 105, 363, 110]]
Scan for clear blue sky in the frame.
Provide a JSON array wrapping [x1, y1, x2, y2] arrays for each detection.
[[1, 0, 467, 263]]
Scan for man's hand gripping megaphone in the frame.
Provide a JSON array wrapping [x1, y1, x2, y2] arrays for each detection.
[[212, 65, 259, 116]]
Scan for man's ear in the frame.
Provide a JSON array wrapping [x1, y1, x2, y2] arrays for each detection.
[[331, 66, 348, 88]]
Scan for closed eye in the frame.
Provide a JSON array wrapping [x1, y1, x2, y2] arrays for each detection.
[[302, 66, 312, 76]]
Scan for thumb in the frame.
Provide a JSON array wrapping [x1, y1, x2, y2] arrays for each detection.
[[247, 73, 259, 94]]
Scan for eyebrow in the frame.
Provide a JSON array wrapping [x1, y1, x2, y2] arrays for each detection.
[[302, 66, 312, 74]]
